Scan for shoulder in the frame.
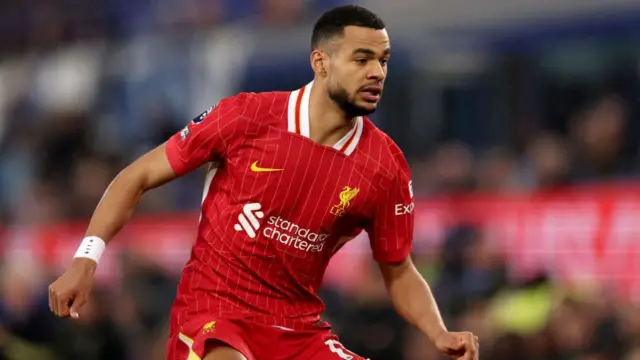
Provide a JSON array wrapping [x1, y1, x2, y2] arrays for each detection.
[[227, 90, 287, 104], [218, 91, 290, 121], [361, 118, 411, 179]]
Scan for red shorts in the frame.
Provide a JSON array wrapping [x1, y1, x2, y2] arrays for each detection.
[[167, 316, 366, 360]]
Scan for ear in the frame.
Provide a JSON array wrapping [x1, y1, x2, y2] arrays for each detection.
[[310, 49, 328, 76]]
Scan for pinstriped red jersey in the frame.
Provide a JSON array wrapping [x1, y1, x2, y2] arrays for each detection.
[[165, 81, 414, 330]]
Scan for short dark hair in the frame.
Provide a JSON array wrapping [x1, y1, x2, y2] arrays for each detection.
[[311, 5, 386, 50]]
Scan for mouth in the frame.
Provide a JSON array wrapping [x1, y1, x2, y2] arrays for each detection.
[[360, 86, 382, 102]]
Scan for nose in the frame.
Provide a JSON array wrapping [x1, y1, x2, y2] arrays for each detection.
[[367, 62, 385, 81]]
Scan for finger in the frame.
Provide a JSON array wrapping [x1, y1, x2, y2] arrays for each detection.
[[56, 293, 71, 318], [449, 336, 468, 360], [465, 333, 477, 360], [474, 336, 480, 360], [49, 286, 59, 316], [462, 346, 473, 360], [69, 295, 88, 319], [450, 335, 466, 351], [48, 285, 55, 314]]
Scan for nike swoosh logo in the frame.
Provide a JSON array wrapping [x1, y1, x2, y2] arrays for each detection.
[[250, 161, 283, 172]]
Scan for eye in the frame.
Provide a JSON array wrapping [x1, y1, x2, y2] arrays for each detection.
[[355, 58, 368, 65], [380, 59, 389, 66]]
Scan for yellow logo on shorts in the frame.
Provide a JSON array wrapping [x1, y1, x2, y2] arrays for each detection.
[[202, 321, 216, 334], [330, 186, 360, 217]]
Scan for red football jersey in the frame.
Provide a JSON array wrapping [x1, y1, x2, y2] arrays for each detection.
[[165, 81, 415, 332]]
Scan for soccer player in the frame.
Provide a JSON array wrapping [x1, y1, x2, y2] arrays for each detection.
[[48, 5, 479, 360]]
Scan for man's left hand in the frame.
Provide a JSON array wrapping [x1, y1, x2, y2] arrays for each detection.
[[433, 331, 479, 360]]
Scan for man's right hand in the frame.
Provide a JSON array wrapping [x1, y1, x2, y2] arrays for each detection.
[[48, 258, 97, 319]]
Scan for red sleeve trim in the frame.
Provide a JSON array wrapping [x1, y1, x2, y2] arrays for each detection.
[[372, 243, 412, 263], [165, 137, 188, 176]]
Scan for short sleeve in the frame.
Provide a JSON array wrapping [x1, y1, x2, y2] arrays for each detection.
[[165, 95, 245, 176], [366, 150, 415, 263]]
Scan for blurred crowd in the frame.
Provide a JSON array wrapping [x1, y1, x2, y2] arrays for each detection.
[[0, 0, 347, 56], [3, 1, 640, 360], [412, 92, 636, 196]]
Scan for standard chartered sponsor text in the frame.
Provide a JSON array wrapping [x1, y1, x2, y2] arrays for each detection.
[[263, 216, 329, 252]]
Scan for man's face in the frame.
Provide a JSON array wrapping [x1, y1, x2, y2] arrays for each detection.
[[325, 26, 390, 117]]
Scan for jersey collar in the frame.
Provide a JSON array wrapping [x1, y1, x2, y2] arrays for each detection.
[[287, 81, 363, 156]]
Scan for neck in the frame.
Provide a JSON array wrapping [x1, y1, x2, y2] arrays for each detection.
[[308, 81, 356, 147]]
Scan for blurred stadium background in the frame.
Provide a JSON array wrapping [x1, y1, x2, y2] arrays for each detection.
[[3, 0, 640, 359]]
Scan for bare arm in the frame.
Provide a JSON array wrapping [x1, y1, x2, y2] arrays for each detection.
[[380, 257, 479, 359], [83, 142, 177, 244], [379, 257, 447, 343], [50, 98, 244, 319], [51, 143, 180, 318]]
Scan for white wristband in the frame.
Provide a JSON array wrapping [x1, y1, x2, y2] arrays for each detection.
[[73, 236, 107, 264]]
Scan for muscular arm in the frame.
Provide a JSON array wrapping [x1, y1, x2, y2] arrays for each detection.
[[52, 142, 181, 317], [70, 142, 177, 272], [83, 142, 177, 243], [369, 143, 478, 358], [50, 99, 244, 319], [379, 257, 447, 343]]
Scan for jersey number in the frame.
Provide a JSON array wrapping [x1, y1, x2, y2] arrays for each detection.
[[325, 340, 354, 360]]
